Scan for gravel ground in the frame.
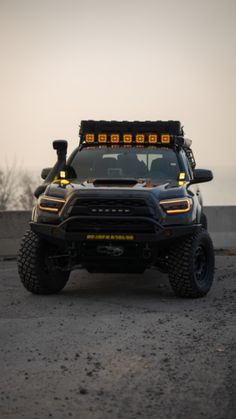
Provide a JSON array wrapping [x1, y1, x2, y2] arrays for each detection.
[[0, 256, 235, 419]]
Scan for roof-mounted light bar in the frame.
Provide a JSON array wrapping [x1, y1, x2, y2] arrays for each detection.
[[82, 133, 191, 148], [80, 120, 192, 148], [80, 120, 183, 136]]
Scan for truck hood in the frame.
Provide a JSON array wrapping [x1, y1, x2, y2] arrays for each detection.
[[45, 178, 191, 202]]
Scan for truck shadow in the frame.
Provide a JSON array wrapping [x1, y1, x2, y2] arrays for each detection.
[[62, 269, 174, 299]]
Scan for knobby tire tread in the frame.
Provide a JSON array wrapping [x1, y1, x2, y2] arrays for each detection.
[[17, 230, 68, 294]]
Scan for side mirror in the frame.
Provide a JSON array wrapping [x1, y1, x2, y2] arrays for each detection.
[[190, 169, 213, 184], [41, 167, 52, 180]]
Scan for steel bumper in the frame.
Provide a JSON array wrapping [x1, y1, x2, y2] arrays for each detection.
[[30, 215, 201, 245]]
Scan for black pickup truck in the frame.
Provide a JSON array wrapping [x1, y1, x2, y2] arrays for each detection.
[[18, 120, 214, 297]]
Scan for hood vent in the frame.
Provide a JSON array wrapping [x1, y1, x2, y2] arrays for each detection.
[[93, 178, 138, 187]]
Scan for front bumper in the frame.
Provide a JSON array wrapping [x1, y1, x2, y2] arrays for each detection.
[[30, 215, 201, 246]]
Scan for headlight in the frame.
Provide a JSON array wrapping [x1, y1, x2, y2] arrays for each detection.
[[160, 198, 192, 214], [38, 196, 65, 213]]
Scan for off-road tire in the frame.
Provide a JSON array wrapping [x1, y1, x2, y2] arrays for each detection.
[[17, 230, 69, 295], [168, 229, 214, 298]]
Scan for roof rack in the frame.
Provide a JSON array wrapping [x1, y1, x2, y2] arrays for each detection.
[[79, 120, 183, 136], [184, 147, 196, 168], [78, 120, 192, 149], [175, 136, 192, 148]]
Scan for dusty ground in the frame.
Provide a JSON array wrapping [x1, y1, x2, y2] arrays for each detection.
[[0, 256, 235, 419]]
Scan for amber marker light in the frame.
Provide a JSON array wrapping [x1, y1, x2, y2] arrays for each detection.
[[148, 134, 158, 144], [160, 198, 192, 214], [111, 134, 120, 143], [161, 134, 170, 144], [85, 133, 95, 143], [98, 134, 107, 143], [178, 172, 186, 186], [179, 172, 186, 180], [136, 134, 145, 143], [59, 171, 66, 178], [123, 134, 132, 143]]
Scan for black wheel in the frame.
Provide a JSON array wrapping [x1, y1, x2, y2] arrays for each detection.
[[17, 230, 70, 295], [168, 229, 214, 298]]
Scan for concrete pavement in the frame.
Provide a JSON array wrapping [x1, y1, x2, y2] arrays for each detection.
[[0, 257, 235, 419]]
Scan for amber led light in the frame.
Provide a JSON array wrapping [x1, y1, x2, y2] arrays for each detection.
[[85, 133, 95, 143], [179, 172, 186, 180], [160, 198, 192, 214], [178, 172, 186, 186], [111, 134, 120, 143], [123, 134, 132, 143], [59, 171, 66, 178], [148, 134, 158, 144], [98, 134, 107, 143], [38, 196, 65, 213], [136, 134, 145, 143], [161, 134, 170, 144]]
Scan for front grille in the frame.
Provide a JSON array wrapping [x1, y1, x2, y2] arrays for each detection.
[[67, 197, 156, 218], [73, 198, 147, 207], [63, 194, 160, 235]]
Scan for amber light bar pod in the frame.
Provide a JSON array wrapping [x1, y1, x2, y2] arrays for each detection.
[[79, 120, 192, 148]]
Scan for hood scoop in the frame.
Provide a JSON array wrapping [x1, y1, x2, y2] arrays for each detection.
[[93, 178, 138, 187]]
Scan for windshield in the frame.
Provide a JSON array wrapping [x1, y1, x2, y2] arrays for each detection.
[[71, 146, 180, 183]]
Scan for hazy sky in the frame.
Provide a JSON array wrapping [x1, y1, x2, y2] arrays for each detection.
[[0, 0, 235, 203]]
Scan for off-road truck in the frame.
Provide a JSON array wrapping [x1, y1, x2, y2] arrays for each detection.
[[18, 120, 214, 297]]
